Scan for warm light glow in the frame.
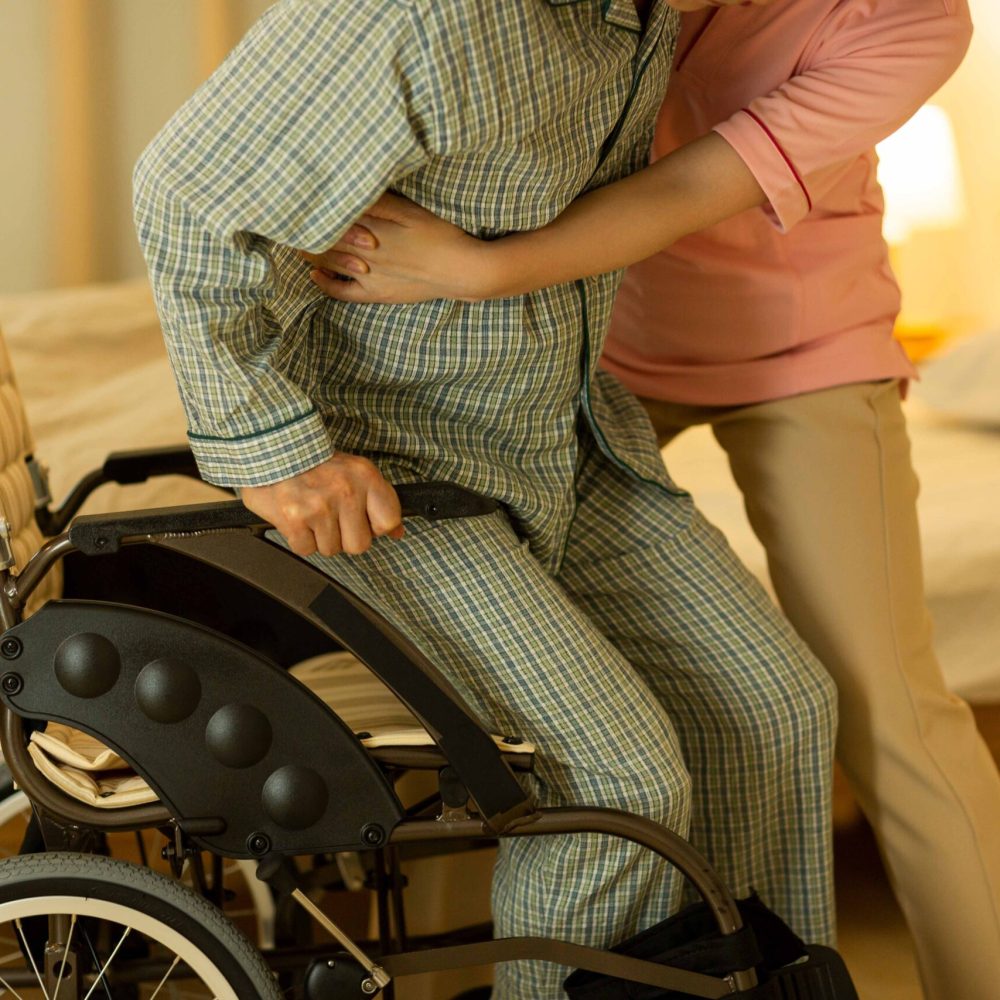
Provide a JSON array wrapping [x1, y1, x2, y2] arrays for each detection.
[[877, 105, 966, 244]]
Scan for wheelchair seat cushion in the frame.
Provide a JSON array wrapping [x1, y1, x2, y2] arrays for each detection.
[[25, 651, 534, 809], [289, 652, 535, 755], [28, 723, 158, 808], [30, 722, 129, 771]]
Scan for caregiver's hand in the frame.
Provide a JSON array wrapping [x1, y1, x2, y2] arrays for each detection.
[[299, 193, 497, 304]]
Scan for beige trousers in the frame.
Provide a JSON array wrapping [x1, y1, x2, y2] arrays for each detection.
[[642, 379, 1000, 1000]]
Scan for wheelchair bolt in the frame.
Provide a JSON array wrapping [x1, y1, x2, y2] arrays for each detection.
[[0, 673, 21, 695], [1, 638, 21, 660], [361, 979, 378, 995], [361, 824, 385, 847], [247, 832, 271, 856]]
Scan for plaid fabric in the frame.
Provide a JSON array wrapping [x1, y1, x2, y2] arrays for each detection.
[[306, 431, 837, 1000], [133, 0, 682, 568]]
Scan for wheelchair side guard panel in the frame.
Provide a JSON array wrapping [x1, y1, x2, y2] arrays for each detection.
[[156, 529, 534, 831], [0, 599, 404, 857]]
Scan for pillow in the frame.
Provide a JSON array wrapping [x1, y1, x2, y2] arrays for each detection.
[[912, 329, 1000, 426]]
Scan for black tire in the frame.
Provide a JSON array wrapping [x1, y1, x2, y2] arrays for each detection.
[[0, 851, 281, 999]]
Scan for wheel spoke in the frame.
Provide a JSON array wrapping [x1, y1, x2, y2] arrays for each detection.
[[51, 914, 77, 1000], [0, 970, 28, 999], [147, 954, 181, 999], [14, 918, 50, 1000], [81, 925, 131, 1000]]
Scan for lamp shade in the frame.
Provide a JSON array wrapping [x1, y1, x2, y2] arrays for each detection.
[[877, 105, 966, 244]]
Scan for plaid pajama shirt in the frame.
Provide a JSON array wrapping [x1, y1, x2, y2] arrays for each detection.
[[134, 1, 837, 995]]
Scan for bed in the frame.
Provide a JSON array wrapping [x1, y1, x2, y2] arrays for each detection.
[[664, 397, 1000, 707]]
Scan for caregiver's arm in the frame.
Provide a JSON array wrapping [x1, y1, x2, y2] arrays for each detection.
[[304, 132, 763, 302], [713, 0, 973, 232], [305, 0, 972, 305]]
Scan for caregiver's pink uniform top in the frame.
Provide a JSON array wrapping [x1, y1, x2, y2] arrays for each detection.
[[602, 0, 973, 406]]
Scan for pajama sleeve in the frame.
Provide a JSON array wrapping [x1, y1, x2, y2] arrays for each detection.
[[712, 0, 973, 232], [133, 0, 438, 486]]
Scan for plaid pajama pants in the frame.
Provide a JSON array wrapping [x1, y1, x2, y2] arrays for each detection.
[[308, 435, 837, 999]]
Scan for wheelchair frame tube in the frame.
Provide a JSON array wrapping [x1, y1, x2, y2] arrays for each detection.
[[389, 810, 747, 942], [1, 707, 173, 831]]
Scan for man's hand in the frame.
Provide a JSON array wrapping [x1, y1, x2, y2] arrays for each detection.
[[241, 455, 404, 558]]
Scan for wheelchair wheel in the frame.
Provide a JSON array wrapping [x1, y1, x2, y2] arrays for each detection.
[[0, 784, 278, 949], [0, 852, 280, 998]]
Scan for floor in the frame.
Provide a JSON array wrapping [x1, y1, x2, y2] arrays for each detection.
[[835, 818, 924, 1000]]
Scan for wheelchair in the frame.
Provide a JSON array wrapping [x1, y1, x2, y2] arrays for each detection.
[[0, 436, 860, 997]]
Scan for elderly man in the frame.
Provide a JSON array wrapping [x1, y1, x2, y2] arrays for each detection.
[[133, 2, 836, 996]]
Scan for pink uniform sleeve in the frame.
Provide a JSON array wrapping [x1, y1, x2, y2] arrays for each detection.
[[713, 0, 973, 232]]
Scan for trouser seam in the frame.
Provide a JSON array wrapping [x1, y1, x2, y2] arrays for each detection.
[[867, 384, 1000, 944]]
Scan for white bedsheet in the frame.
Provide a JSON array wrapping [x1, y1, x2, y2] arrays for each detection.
[[0, 281, 996, 701]]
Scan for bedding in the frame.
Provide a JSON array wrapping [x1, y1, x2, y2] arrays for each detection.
[[0, 280, 996, 702], [912, 328, 1000, 427], [0, 280, 223, 515]]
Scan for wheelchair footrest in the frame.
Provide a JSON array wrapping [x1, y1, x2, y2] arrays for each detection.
[[762, 946, 857, 1000], [563, 894, 859, 1000]]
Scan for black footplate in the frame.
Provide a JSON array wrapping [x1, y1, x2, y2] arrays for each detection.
[[564, 893, 858, 1000]]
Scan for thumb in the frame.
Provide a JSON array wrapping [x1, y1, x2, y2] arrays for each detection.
[[366, 478, 404, 537]]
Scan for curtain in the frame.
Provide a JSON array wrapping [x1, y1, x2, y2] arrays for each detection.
[[1, 0, 272, 293]]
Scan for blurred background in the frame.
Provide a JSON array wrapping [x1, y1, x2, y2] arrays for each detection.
[[0, 0, 272, 292]]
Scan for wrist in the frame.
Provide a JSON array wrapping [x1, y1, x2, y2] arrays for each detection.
[[465, 235, 538, 301], [453, 238, 511, 302]]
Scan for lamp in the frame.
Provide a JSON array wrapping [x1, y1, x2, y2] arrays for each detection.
[[877, 105, 967, 360]]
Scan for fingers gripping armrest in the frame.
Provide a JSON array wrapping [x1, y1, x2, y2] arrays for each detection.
[[67, 485, 501, 556]]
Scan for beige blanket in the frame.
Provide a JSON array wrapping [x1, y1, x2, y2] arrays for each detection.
[[0, 280, 222, 514]]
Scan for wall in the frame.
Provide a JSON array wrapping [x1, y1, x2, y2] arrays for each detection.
[[897, 4, 1000, 333]]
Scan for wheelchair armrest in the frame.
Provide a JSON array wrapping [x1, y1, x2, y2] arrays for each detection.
[[69, 500, 263, 554], [68, 484, 501, 556], [35, 445, 208, 536], [100, 444, 201, 485]]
